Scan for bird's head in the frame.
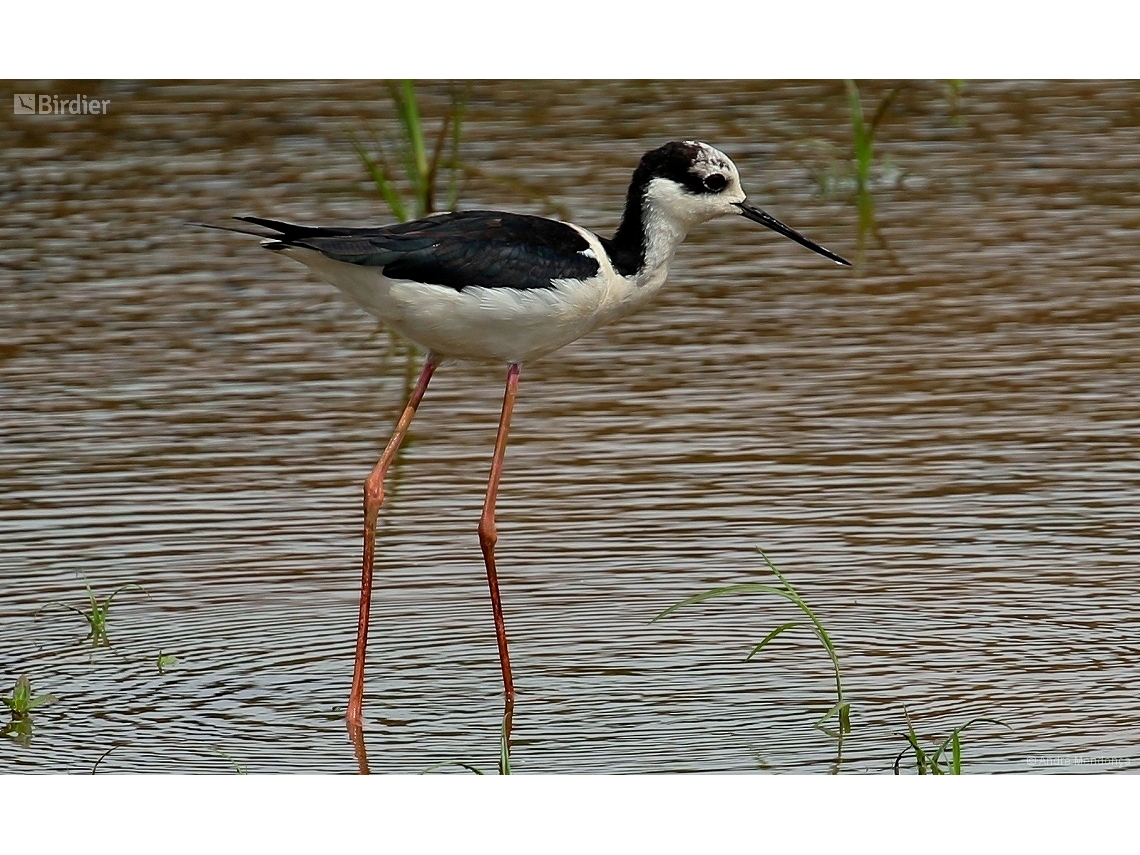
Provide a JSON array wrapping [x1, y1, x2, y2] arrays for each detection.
[[633, 140, 850, 266]]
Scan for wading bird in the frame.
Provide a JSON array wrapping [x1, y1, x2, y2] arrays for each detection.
[[202, 140, 849, 733]]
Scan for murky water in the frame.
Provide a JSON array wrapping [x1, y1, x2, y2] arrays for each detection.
[[3, 80, 1139, 773]]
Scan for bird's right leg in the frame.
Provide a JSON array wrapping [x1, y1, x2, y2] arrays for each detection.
[[347, 356, 437, 731], [479, 363, 521, 773], [478, 363, 521, 709]]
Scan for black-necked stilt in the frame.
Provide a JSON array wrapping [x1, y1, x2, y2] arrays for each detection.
[[201, 140, 849, 732]]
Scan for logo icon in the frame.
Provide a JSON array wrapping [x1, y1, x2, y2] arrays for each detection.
[[14, 94, 36, 114]]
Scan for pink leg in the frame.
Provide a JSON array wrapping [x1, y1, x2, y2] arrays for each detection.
[[479, 363, 521, 707], [346, 357, 437, 731]]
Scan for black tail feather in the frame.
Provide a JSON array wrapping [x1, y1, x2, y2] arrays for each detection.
[[187, 219, 282, 239], [232, 216, 327, 239], [189, 217, 332, 242]]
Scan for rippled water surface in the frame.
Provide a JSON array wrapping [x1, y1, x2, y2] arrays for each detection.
[[3, 80, 1139, 773]]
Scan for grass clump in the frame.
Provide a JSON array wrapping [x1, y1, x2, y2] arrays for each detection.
[[353, 81, 466, 223], [844, 79, 907, 196], [354, 81, 572, 226], [2, 675, 56, 746], [37, 580, 147, 647], [893, 709, 1008, 775], [654, 549, 850, 736]]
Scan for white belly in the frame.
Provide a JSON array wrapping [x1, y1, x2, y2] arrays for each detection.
[[283, 247, 645, 364]]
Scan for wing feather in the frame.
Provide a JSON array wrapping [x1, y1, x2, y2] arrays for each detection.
[[235, 212, 602, 291]]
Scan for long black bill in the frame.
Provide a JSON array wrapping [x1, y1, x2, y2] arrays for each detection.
[[735, 201, 850, 266]]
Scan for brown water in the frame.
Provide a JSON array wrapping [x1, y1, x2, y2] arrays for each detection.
[[3, 80, 1139, 773]]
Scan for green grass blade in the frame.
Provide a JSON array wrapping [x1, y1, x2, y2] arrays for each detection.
[[745, 621, 799, 661], [104, 582, 148, 608], [425, 85, 466, 214], [352, 137, 407, 222], [392, 80, 429, 216], [400, 81, 429, 179], [657, 550, 850, 737], [844, 79, 865, 136], [211, 746, 247, 774], [899, 709, 928, 774], [55, 602, 88, 620], [91, 744, 122, 774], [758, 549, 847, 730], [911, 741, 927, 775], [423, 110, 451, 215], [422, 760, 485, 775], [844, 81, 868, 149], [868, 83, 906, 137], [25, 693, 55, 712], [945, 80, 965, 121], [652, 583, 792, 623], [35, 600, 87, 627], [445, 86, 466, 211], [3, 678, 24, 713], [933, 716, 1010, 773], [814, 700, 850, 730], [759, 552, 829, 649], [844, 79, 872, 190], [893, 746, 908, 775], [500, 719, 512, 776], [953, 716, 1009, 733]]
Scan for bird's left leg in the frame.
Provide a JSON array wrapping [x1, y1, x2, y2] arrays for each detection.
[[347, 356, 437, 731], [479, 363, 521, 709]]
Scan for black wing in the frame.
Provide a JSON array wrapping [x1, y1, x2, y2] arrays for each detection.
[[235, 212, 602, 292]]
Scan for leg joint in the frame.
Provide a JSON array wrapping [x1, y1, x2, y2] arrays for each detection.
[[478, 515, 498, 550]]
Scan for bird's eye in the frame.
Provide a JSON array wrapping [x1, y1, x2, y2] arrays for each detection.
[[703, 173, 727, 192]]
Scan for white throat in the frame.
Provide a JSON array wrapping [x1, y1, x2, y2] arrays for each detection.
[[639, 177, 705, 278]]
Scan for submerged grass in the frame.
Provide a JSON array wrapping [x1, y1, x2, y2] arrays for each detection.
[[654, 549, 851, 736]]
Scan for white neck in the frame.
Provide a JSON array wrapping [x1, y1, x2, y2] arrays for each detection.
[[638, 178, 703, 282]]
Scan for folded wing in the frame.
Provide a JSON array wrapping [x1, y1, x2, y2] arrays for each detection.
[[236, 212, 602, 292]]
